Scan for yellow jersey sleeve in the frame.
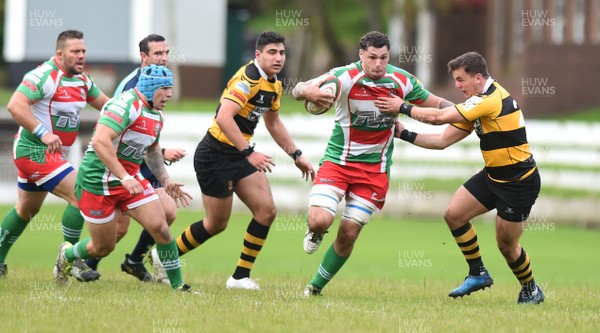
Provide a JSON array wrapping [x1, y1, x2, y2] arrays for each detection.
[[222, 76, 253, 108], [455, 94, 499, 122]]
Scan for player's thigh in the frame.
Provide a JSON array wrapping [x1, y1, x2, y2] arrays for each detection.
[[15, 188, 48, 219], [235, 171, 276, 221], [495, 215, 524, 246], [126, 199, 171, 243], [156, 187, 177, 224], [201, 193, 233, 232], [51, 170, 78, 206], [115, 210, 131, 239], [446, 172, 492, 223], [87, 218, 119, 253]]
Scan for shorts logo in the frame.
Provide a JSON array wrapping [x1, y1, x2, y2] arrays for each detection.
[[318, 177, 334, 184], [30, 172, 41, 181], [370, 192, 385, 203], [504, 207, 514, 214], [89, 210, 103, 217], [227, 180, 233, 191]]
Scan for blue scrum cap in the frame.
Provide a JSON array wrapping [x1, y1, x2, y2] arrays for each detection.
[[136, 64, 173, 102]]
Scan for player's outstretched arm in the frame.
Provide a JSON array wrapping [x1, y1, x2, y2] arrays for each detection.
[[144, 144, 192, 207], [376, 94, 463, 125], [396, 121, 470, 150], [263, 111, 315, 181]]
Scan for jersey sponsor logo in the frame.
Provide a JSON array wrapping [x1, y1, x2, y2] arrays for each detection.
[[135, 119, 148, 132], [54, 111, 80, 129], [248, 106, 269, 121], [255, 94, 265, 104], [229, 89, 247, 104], [55, 87, 71, 100], [352, 110, 395, 129], [120, 140, 146, 160], [462, 96, 483, 111], [105, 111, 122, 123], [353, 87, 370, 97], [21, 80, 37, 91], [24, 73, 41, 84], [154, 122, 161, 136], [235, 81, 250, 95]]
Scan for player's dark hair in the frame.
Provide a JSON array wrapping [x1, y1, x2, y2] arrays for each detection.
[[56, 30, 84, 49], [256, 31, 285, 51], [139, 34, 166, 55], [359, 31, 390, 50], [447, 51, 490, 78]]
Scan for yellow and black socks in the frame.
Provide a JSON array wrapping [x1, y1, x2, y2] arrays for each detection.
[[176, 220, 213, 255], [451, 223, 486, 276], [0, 208, 29, 263], [309, 244, 348, 289], [232, 219, 270, 279], [509, 247, 537, 289], [61, 203, 83, 244]]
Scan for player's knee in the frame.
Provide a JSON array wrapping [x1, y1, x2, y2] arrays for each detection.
[[253, 205, 277, 225], [443, 208, 461, 226], [16, 208, 38, 221], [92, 243, 116, 258], [147, 223, 172, 243], [307, 207, 333, 231], [165, 208, 177, 225], [116, 227, 128, 241], [342, 201, 373, 227]]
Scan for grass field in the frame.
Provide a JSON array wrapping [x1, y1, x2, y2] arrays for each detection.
[[0, 205, 599, 333]]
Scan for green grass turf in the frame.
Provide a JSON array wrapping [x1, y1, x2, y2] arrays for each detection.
[[0, 205, 599, 332]]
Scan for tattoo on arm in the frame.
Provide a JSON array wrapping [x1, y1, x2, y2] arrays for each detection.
[[291, 81, 309, 100], [439, 100, 455, 109], [144, 145, 168, 183]]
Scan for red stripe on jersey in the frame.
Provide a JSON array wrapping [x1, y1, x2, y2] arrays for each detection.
[[129, 115, 162, 137], [346, 67, 361, 79], [50, 69, 59, 82], [119, 159, 141, 176], [348, 84, 394, 101], [52, 86, 87, 103], [392, 72, 408, 85], [349, 126, 391, 145]]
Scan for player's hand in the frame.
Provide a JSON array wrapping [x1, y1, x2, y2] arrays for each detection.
[[41, 132, 63, 153], [247, 151, 275, 173], [121, 177, 144, 196], [294, 155, 315, 181], [163, 179, 193, 207], [163, 148, 186, 163], [304, 85, 335, 109], [375, 95, 405, 115], [395, 121, 406, 138]]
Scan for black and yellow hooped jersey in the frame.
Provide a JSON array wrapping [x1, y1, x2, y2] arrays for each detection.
[[452, 79, 536, 182], [208, 60, 282, 148]]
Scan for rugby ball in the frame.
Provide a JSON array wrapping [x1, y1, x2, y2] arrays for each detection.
[[304, 77, 341, 115]]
